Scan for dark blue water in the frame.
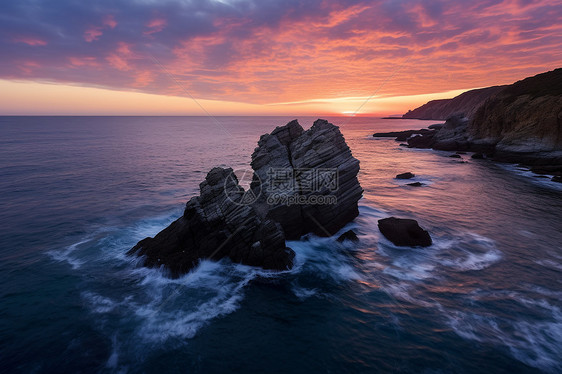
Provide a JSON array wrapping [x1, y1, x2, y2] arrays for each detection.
[[1, 116, 561, 373]]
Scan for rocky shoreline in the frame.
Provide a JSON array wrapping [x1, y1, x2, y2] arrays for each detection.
[[375, 68, 562, 182]]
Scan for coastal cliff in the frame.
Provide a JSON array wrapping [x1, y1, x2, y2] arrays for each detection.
[[386, 68, 562, 174], [402, 86, 505, 120], [469, 68, 562, 161]]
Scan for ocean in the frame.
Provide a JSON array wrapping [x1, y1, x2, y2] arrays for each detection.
[[0, 116, 561, 373]]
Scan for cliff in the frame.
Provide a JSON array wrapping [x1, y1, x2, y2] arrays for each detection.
[[469, 68, 562, 158], [402, 86, 506, 120]]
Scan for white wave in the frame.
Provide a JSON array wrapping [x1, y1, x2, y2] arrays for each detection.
[[535, 259, 562, 271], [47, 238, 91, 269], [442, 302, 562, 373], [291, 284, 317, 300], [433, 233, 502, 272]]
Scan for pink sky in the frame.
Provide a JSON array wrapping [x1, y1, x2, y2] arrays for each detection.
[[1, 0, 561, 115]]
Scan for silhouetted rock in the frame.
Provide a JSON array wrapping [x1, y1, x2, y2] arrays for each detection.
[[129, 119, 363, 276], [373, 129, 433, 141], [407, 182, 424, 187], [378, 217, 432, 247], [428, 123, 444, 130], [337, 230, 359, 242], [396, 172, 415, 179], [407, 132, 435, 148]]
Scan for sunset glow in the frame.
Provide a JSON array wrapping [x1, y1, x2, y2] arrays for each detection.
[[1, 0, 561, 115]]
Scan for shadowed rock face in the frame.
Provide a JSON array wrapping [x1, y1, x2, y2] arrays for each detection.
[[128, 167, 294, 277], [129, 119, 363, 276], [402, 86, 505, 120], [403, 68, 562, 167]]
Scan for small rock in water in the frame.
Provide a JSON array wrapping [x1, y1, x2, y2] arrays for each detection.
[[449, 154, 462, 158], [337, 230, 359, 243], [396, 172, 415, 179], [378, 217, 432, 247], [407, 182, 424, 187]]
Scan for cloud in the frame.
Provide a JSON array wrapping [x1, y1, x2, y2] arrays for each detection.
[[0, 0, 560, 106]]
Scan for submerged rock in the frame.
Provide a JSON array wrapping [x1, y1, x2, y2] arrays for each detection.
[[129, 119, 363, 276], [378, 217, 432, 247], [407, 182, 424, 187], [396, 172, 415, 179], [337, 230, 359, 243]]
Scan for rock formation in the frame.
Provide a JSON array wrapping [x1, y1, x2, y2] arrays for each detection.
[[128, 167, 294, 277], [251, 119, 363, 239], [129, 119, 363, 276], [378, 217, 432, 247]]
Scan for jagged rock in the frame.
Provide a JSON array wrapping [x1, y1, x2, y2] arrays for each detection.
[[378, 217, 432, 247], [396, 172, 415, 179], [129, 119, 363, 276], [337, 230, 359, 242], [251, 119, 363, 239], [128, 167, 294, 277]]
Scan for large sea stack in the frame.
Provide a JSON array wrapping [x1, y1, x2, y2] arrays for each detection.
[[128, 119, 363, 277]]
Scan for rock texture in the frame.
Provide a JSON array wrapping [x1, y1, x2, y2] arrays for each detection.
[[402, 86, 505, 120], [251, 119, 363, 239], [401, 68, 562, 172], [128, 167, 294, 277], [378, 217, 432, 247], [469, 68, 562, 165], [129, 119, 363, 276]]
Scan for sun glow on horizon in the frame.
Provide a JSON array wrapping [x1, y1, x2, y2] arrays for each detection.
[[0, 79, 472, 116]]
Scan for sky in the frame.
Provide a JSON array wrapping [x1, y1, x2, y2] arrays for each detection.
[[0, 0, 561, 115]]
